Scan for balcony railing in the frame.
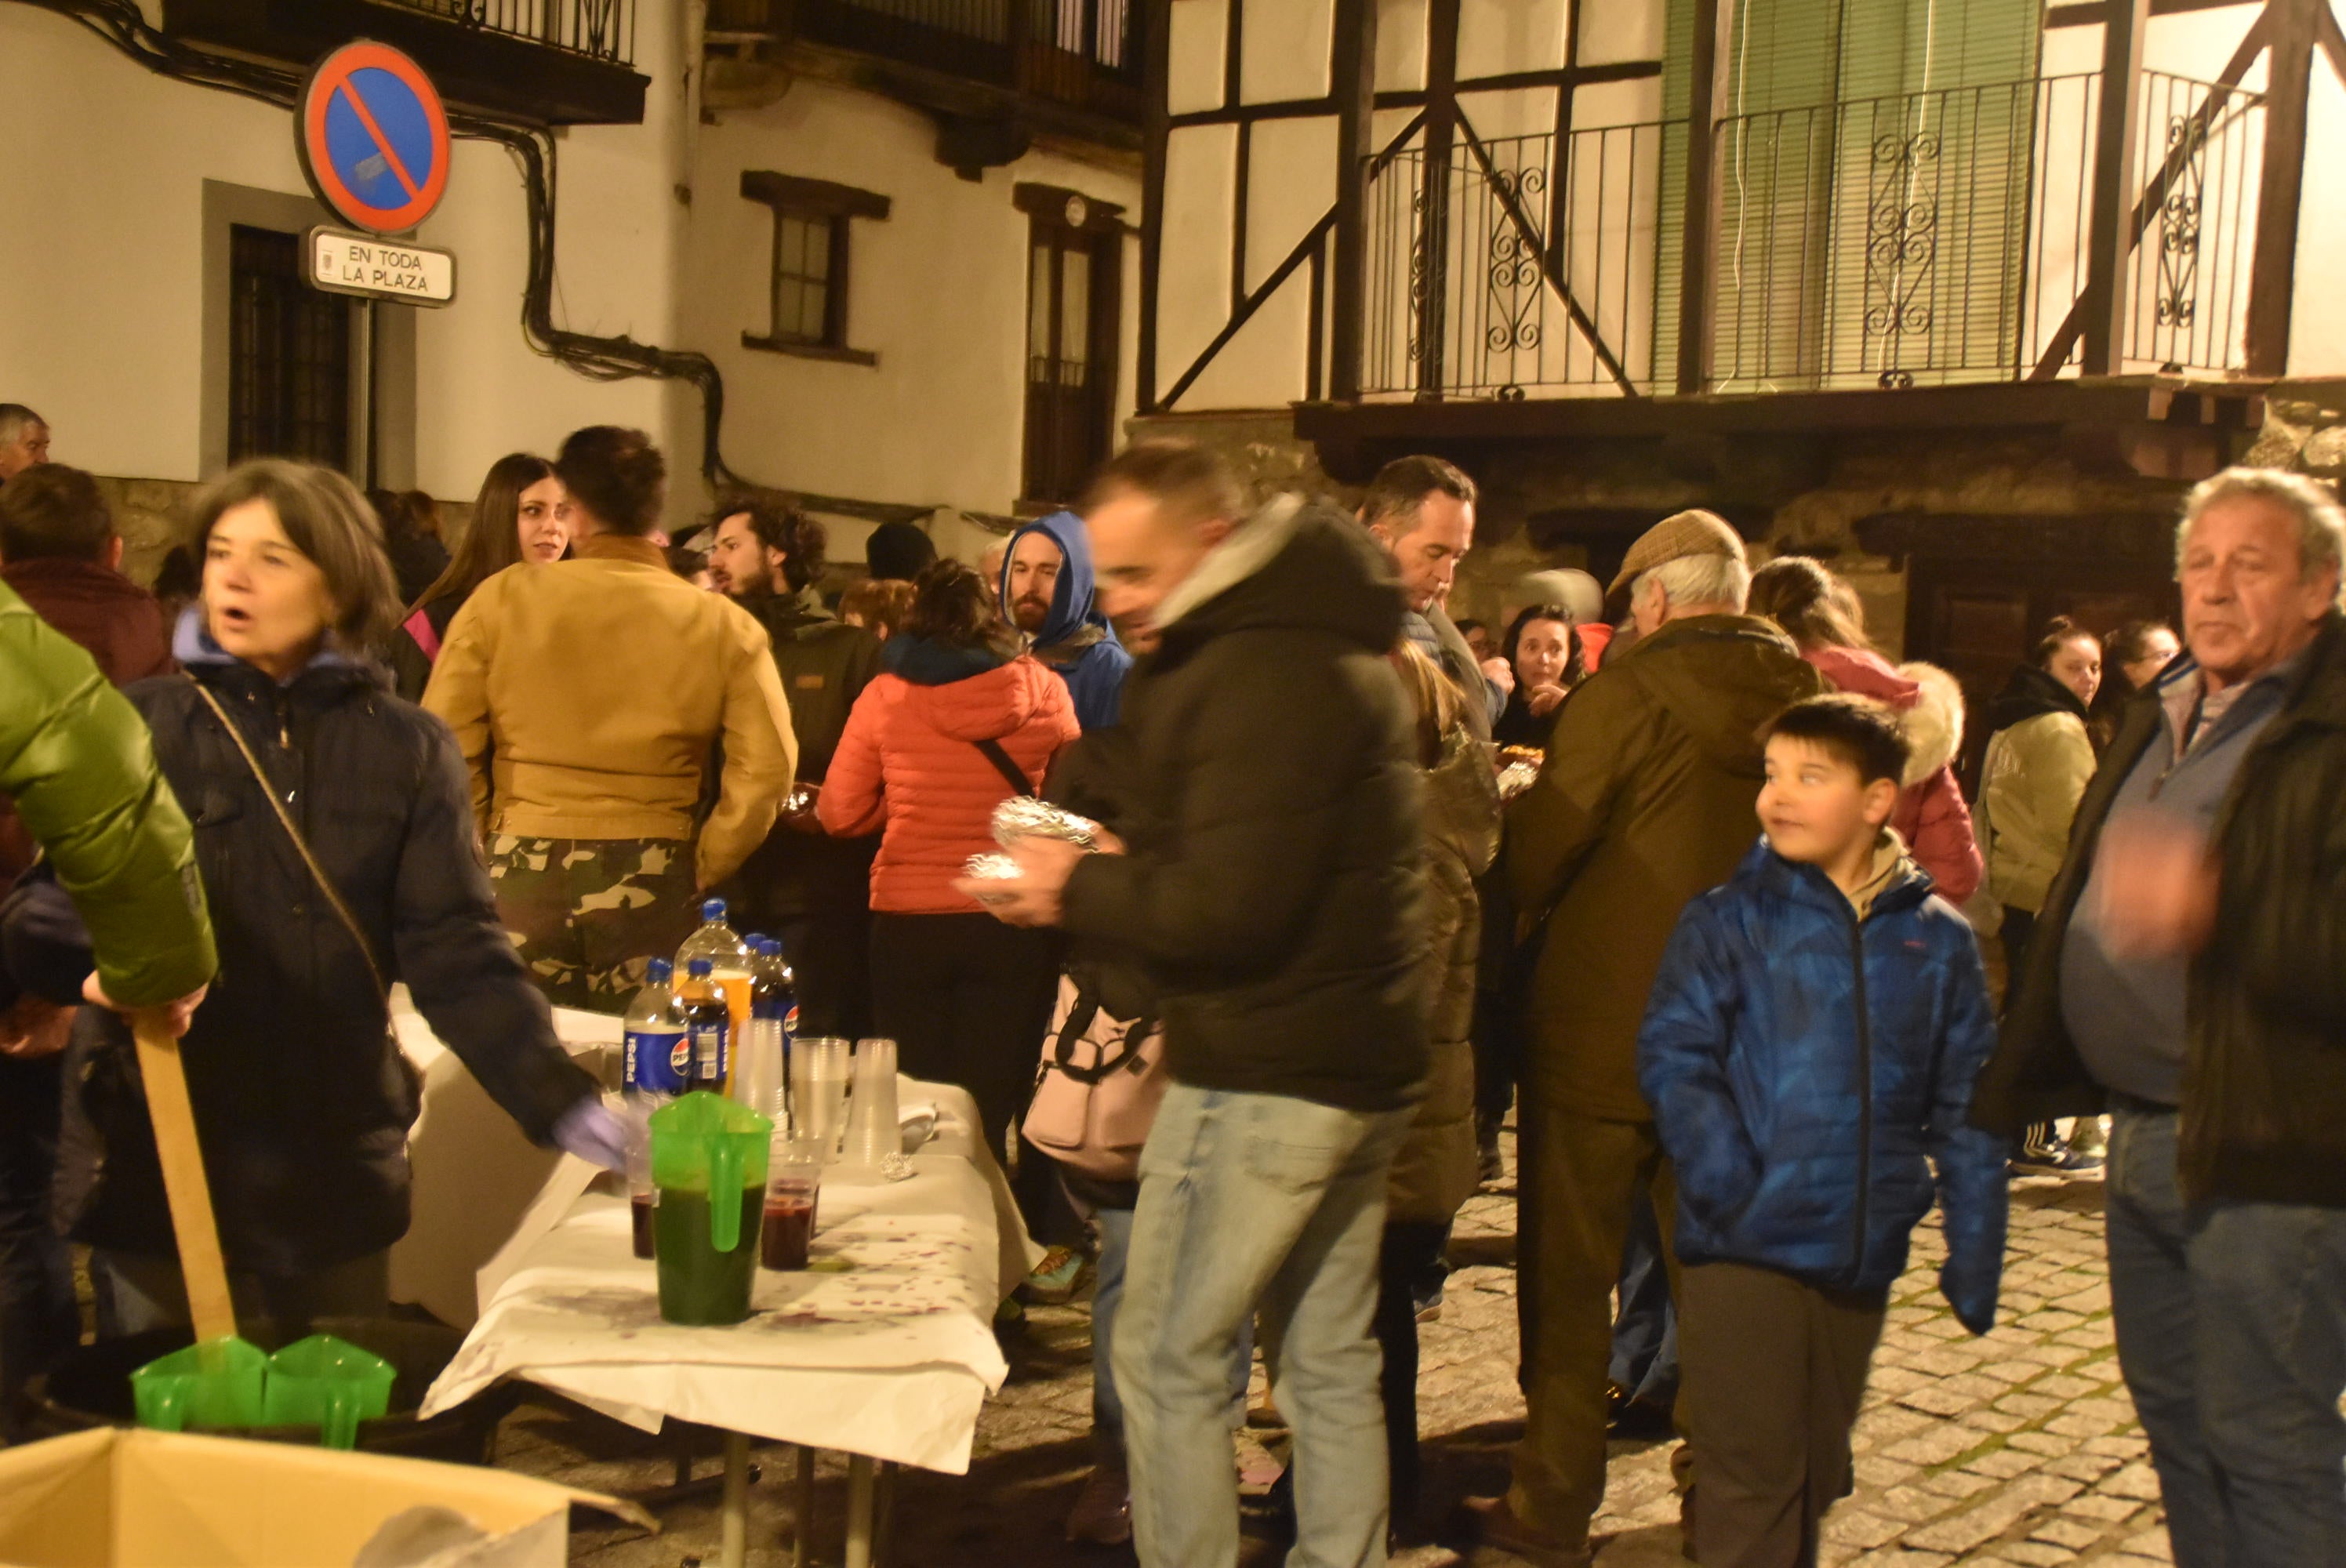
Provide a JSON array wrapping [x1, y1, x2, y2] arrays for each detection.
[[1365, 122, 1676, 397], [1356, 69, 2262, 401], [386, 0, 637, 64], [1709, 70, 2261, 390], [709, 0, 1138, 119]]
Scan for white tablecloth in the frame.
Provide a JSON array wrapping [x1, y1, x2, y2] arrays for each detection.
[[387, 997, 624, 1328], [416, 1077, 1039, 1475]]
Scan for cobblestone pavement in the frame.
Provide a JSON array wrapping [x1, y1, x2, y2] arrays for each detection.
[[516, 1127, 2169, 1568]]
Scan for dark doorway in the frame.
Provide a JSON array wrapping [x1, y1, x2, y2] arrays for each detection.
[[1020, 198, 1122, 509], [1906, 549, 2179, 788]]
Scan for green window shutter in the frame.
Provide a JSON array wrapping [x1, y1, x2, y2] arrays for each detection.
[[1659, 0, 2043, 390]]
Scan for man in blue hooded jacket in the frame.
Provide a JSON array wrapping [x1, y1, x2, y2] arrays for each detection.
[[1000, 511, 1133, 731]]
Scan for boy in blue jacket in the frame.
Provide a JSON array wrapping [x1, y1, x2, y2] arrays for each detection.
[[1639, 693, 2007, 1568]]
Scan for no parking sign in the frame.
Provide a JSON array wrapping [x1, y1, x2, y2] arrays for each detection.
[[296, 41, 452, 235]]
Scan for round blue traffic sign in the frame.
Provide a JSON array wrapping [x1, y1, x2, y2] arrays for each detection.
[[297, 42, 451, 235]]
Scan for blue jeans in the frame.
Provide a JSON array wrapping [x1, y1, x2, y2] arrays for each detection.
[[1091, 1201, 1252, 1467], [2105, 1104, 2346, 1567], [1113, 1083, 1412, 1568]]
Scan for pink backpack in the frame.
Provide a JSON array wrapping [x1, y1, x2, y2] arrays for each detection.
[[1022, 974, 1168, 1182]]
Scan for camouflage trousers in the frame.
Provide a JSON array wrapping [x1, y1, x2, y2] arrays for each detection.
[[486, 837, 700, 1012]]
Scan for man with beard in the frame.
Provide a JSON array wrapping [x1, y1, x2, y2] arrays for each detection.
[[999, 512, 1133, 731], [706, 492, 884, 1035]]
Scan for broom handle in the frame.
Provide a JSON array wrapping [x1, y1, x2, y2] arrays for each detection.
[[131, 1017, 238, 1345]]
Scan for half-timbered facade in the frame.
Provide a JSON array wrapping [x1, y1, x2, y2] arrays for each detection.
[[1132, 0, 2346, 710]]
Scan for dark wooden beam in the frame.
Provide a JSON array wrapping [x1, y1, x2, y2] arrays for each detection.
[[1550, 0, 1583, 299], [1675, 0, 1732, 393], [2030, 11, 2268, 379], [1328, 0, 1378, 401], [1292, 374, 2266, 444], [2249, 0, 2318, 373], [2046, 0, 2256, 24], [1164, 62, 1661, 127], [1232, 121, 1252, 314], [1415, 0, 1462, 398], [2082, 0, 2151, 374], [1136, 0, 1171, 411], [2320, 0, 2346, 85]]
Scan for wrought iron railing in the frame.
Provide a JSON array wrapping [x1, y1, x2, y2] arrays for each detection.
[[1364, 120, 1676, 397], [1709, 71, 2262, 390], [1354, 71, 2261, 401], [2125, 69, 2264, 376], [386, 0, 637, 64], [708, 0, 1138, 113]]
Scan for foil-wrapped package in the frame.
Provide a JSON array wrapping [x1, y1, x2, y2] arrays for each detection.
[[1498, 760, 1542, 802], [963, 851, 1023, 907], [992, 796, 1102, 851]]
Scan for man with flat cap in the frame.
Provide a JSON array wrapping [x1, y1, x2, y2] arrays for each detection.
[[1465, 510, 1827, 1566]]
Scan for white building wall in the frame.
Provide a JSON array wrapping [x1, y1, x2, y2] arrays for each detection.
[[683, 78, 1141, 521], [0, 2, 1138, 548], [0, 5, 687, 515]]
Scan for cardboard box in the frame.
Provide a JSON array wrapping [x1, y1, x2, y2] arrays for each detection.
[[0, 1427, 647, 1568]]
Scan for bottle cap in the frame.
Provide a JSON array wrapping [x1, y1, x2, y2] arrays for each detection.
[[646, 958, 673, 984], [688, 958, 714, 977], [701, 897, 727, 920], [745, 931, 770, 952]]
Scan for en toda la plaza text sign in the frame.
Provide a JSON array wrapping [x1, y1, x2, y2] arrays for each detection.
[[308, 227, 457, 307]]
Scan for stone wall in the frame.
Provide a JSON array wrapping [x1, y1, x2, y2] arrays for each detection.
[[84, 474, 474, 593], [1131, 406, 2224, 662]]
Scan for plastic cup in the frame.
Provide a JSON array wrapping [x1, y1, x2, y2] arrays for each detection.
[[790, 1036, 852, 1154], [761, 1140, 824, 1270], [844, 1038, 901, 1166], [263, 1334, 396, 1449], [129, 1335, 267, 1432]]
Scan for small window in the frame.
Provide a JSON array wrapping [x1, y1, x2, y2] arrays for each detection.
[[228, 225, 352, 466], [739, 171, 889, 366], [771, 212, 840, 347]]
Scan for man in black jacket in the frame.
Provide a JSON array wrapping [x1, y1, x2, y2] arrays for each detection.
[[968, 440, 1425, 1568], [706, 492, 884, 1035], [1976, 466, 2346, 1567]]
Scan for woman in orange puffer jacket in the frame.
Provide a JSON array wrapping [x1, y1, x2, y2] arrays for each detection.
[[819, 558, 1080, 1163]]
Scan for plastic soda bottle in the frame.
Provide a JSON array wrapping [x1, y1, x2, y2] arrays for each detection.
[[620, 959, 687, 1258], [623, 959, 689, 1097], [677, 958, 732, 1094], [677, 898, 754, 1044]]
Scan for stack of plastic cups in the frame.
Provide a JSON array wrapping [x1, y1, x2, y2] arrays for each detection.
[[790, 1037, 852, 1156], [842, 1038, 900, 1167], [733, 1007, 786, 1127]]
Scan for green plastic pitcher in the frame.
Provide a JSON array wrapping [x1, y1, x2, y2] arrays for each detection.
[[649, 1091, 773, 1326], [129, 1335, 267, 1432], [263, 1334, 397, 1449]]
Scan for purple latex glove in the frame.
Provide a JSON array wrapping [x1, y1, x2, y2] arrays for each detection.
[[552, 1098, 629, 1172]]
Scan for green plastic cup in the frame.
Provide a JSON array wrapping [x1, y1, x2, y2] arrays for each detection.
[[263, 1334, 397, 1449], [129, 1335, 267, 1432]]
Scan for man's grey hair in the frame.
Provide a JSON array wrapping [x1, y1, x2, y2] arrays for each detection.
[[1638, 552, 1752, 614], [2178, 466, 2346, 605], [0, 405, 44, 445]]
